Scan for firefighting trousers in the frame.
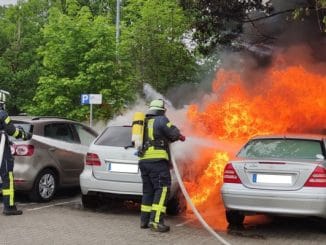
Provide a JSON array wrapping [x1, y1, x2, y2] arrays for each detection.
[[139, 160, 171, 225], [0, 144, 15, 209]]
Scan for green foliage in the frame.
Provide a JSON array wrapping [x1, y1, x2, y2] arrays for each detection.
[[180, 0, 271, 54], [121, 0, 198, 93], [318, 0, 326, 32], [0, 0, 48, 115], [26, 2, 136, 121]]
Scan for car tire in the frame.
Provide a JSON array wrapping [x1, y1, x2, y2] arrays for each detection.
[[29, 169, 57, 202], [166, 194, 186, 216], [81, 194, 101, 209], [225, 210, 245, 225]]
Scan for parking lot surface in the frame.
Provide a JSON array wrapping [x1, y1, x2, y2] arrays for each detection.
[[0, 190, 325, 245]]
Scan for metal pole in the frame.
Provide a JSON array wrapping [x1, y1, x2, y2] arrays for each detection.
[[90, 103, 93, 127], [115, 0, 122, 62], [115, 0, 120, 43]]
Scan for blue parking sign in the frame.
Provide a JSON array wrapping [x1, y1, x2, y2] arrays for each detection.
[[81, 94, 90, 105]]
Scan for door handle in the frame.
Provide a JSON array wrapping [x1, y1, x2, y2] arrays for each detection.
[[49, 147, 56, 151]]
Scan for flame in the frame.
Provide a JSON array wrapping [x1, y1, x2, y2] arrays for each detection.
[[186, 151, 229, 206], [183, 49, 326, 228]]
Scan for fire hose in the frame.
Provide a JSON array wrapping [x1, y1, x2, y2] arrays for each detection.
[[170, 145, 231, 245]]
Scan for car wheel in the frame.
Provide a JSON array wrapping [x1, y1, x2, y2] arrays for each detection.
[[225, 210, 245, 225], [81, 194, 101, 209], [166, 194, 186, 216], [30, 169, 57, 202]]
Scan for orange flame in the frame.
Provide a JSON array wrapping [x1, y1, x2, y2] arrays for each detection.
[[183, 49, 326, 228]]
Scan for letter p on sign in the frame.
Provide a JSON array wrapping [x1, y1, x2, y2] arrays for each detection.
[[81, 94, 90, 105]]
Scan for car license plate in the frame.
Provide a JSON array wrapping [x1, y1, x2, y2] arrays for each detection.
[[108, 163, 138, 173], [252, 173, 292, 184]]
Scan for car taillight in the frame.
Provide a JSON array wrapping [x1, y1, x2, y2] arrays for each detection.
[[12, 145, 34, 156], [223, 163, 241, 184], [85, 153, 101, 166], [304, 165, 326, 187]]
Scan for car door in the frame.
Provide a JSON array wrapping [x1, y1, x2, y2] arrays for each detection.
[[44, 123, 83, 185], [70, 123, 98, 173]]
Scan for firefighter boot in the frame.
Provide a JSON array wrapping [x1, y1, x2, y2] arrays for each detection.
[[149, 222, 170, 232], [140, 212, 150, 229], [140, 222, 149, 229], [3, 206, 23, 216]]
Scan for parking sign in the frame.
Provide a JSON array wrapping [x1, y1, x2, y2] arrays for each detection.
[[81, 94, 90, 105]]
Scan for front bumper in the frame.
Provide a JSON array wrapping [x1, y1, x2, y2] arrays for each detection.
[[221, 183, 326, 218]]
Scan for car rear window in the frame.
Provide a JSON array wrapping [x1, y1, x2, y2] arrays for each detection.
[[13, 122, 33, 133], [237, 138, 324, 160], [95, 126, 132, 147]]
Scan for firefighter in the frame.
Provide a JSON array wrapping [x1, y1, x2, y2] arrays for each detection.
[[0, 90, 31, 215], [139, 99, 185, 232]]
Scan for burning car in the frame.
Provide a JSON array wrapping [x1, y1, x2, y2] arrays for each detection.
[[221, 134, 326, 225]]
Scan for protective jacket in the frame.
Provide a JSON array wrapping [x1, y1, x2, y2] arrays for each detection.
[[139, 110, 180, 162]]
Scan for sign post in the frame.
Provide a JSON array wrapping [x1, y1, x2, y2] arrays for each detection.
[[81, 94, 102, 127]]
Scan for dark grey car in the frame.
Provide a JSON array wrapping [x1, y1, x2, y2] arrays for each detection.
[[1, 116, 98, 202]]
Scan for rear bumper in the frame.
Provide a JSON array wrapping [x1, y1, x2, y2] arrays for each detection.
[[221, 183, 326, 218], [80, 167, 179, 199]]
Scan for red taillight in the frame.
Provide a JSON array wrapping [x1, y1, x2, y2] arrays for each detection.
[[85, 153, 101, 166], [223, 163, 241, 184], [304, 166, 326, 187], [12, 145, 34, 156]]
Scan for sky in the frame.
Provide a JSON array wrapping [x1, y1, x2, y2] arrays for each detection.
[[0, 0, 17, 6]]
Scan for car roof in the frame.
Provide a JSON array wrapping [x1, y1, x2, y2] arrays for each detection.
[[11, 116, 79, 124], [251, 133, 326, 141]]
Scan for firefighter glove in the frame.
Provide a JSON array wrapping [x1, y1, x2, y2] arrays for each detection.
[[179, 134, 186, 141], [19, 127, 32, 140], [23, 132, 32, 140]]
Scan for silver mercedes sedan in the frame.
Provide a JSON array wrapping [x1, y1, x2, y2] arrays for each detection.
[[221, 134, 326, 225]]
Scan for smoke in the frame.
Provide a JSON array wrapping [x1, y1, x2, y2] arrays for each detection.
[[107, 99, 147, 126], [240, 0, 325, 63]]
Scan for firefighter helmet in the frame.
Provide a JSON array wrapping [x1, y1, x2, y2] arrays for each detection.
[[149, 99, 166, 111], [0, 90, 10, 105]]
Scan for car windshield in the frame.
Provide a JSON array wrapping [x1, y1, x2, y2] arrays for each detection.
[[95, 126, 132, 147], [237, 138, 324, 160]]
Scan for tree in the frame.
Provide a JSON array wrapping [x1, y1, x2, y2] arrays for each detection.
[[121, 0, 198, 93], [181, 0, 325, 54], [26, 0, 136, 121], [0, 0, 49, 114]]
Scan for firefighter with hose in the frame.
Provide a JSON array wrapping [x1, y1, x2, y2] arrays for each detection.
[[133, 99, 185, 232], [0, 90, 32, 215]]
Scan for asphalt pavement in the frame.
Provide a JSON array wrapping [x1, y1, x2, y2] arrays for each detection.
[[0, 189, 325, 245]]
